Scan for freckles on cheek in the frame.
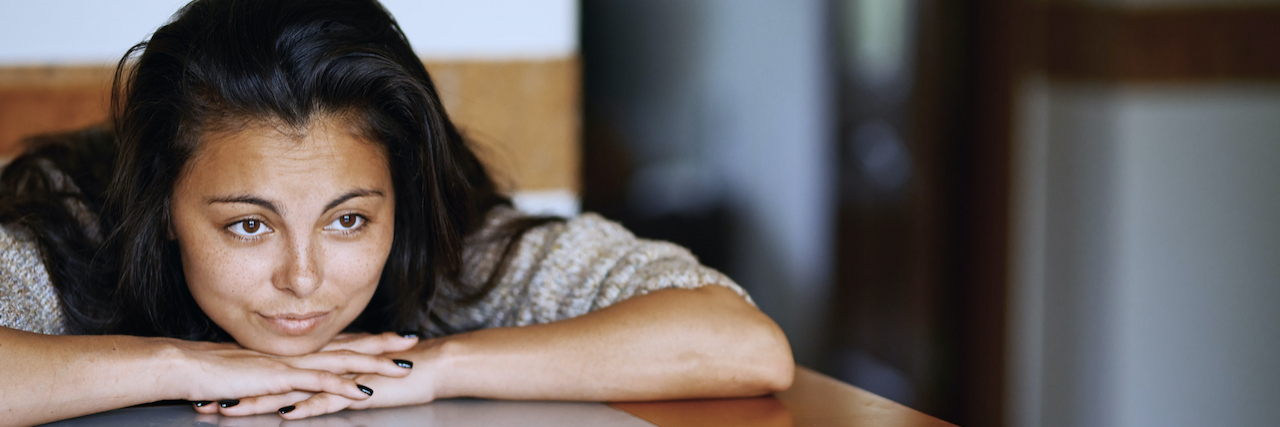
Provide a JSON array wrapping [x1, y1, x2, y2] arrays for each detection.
[[326, 230, 392, 304], [331, 246, 382, 297], [185, 238, 263, 302]]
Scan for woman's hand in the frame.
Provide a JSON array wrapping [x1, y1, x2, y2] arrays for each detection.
[[196, 332, 435, 419], [189, 286, 792, 420], [170, 332, 418, 412], [0, 328, 418, 426]]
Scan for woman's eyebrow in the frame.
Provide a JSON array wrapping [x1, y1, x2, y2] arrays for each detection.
[[204, 189, 381, 215], [324, 189, 385, 213], [207, 195, 282, 215]]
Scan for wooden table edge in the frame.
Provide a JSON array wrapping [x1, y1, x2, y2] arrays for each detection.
[[609, 367, 958, 427]]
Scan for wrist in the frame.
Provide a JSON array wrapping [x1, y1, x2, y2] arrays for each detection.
[[137, 337, 192, 401], [423, 335, 470, 399]]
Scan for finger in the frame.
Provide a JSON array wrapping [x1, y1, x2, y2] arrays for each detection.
[[217, 390, 313, 417], [317, 332, 368, 352], [319, 331, 418, 355], [288, 369, 378, 401], [329, 332, 361, 342], [289, 350, 413, 378], [279, 392, 356, 420], [192, 400, 220, 415]]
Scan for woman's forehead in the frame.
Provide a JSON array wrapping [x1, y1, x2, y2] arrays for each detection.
[[178, 117, 393, 203]]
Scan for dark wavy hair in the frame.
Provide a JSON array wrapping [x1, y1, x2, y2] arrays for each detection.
[[0, 0, 549, 340]]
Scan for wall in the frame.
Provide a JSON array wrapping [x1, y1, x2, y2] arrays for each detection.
[[1111, 85, 1280, 426], [1010, 79, 1280, 427], [0, 0, 580, 216]]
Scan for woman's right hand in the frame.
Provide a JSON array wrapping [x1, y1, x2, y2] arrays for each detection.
[[0, 328, 396, 426], [161, 332, 418, 406]]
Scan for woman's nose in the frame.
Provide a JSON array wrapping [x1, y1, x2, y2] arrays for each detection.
[[274, 233, 322, 297]]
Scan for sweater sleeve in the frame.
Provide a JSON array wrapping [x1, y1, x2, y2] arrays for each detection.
[[0, 224, 67, 335], [426, 207, 751, 335]]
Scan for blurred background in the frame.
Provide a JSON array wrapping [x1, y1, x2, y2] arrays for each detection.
[[3, 1, 1279, 426], [580, 1, 1280, 426]]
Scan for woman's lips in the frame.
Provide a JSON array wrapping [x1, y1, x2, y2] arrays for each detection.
[[259, 311, 331, 335]]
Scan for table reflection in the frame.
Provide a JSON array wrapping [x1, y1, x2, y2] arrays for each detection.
[[45, 399, 651, 427]]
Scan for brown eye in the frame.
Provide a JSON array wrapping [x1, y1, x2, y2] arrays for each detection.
[[327, 214, 364, 231], [228, 219, 270, 237]]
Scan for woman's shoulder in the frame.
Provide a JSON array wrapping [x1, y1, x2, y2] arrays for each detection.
[[429, 205, 750, 334], [465, 205, 749, 297], [0, 223, 67, 335], [461, 205, 681, 280]]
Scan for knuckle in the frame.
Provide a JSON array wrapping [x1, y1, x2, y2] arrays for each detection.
[[295, 395, 335, 417], [321, 372, 350, 390], [325, 394, 353, 412]]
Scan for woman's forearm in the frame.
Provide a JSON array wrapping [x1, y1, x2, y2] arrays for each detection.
[[428, 285, 795, 401], [2, 326, 413, 425], [0, 327, 175, 427]]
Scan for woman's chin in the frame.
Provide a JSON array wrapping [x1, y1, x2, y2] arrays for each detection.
[[237, 334, 331, 356], [232, 311, 344, 355]]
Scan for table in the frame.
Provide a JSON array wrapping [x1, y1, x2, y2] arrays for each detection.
[[612, 367, 956, 427], [45, 367, 955, 426], [45, 400, 652, 427]]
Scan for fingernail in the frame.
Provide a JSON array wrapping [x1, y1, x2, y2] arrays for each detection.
[[218, 399, 239, 408], [398, 330, 421, 339], [193, 401, 213, 407], [278, 405, 296, 414], [393, 359, 414, 369], [357, 384, 374, 396]]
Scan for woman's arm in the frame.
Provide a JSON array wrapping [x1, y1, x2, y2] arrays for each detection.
[[0, 327, 415, 426], [226, 285, 793, 419], [0, 328, 172, 426], [433, 285, 794, 400]]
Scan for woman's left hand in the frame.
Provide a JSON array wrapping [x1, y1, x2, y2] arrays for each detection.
[[200, 333, 444, 419]]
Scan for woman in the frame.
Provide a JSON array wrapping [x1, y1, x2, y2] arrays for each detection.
[[0, 0, 792, 424]]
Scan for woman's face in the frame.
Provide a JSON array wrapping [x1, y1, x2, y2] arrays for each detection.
[[170, 118, 395, 356]]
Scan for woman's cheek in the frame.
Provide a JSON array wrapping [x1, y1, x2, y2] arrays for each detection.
[[329, 232, 390, 301], [182, 233, 278, 321]]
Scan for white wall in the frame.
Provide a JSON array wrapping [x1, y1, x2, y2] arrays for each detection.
[[1009, 81, 1280, 427], [0, 0, 577, 64], [1111, 86, 1280, 427], [0, 0, 580, 215]]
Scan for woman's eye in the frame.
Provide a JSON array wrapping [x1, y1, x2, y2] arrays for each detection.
[[228, 219, 271, 237], [327, 214, 364, 231]]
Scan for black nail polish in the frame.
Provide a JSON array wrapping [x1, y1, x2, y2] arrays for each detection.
[[393, 359, 413, 369], [278, 405, 296, 415], [219, 399, 239, 408], [357, 384, 373, 396], [398, 330, 421, 339], [193, 401, 213, 407]]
